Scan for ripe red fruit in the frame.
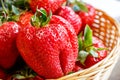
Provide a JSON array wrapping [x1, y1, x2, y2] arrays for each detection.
[[29, 0, 66, 13], [56, 6, 82, 34], [0, 22, 20, 69], [17, 12, 33, 28], [77, 4, 96, 30], [82, 37, 107, 68], [77, 25, 107, 68], [17, 9, 78, 79]]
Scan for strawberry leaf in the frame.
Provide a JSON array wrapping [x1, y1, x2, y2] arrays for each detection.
[[78, 50, 89, 65], [11, 5, 20, 15], [84, 25, 93, 50], [1, 0, 8, 14], [13, 74, 26, 79], [89, 49, 98, 57], [68, 72, 74, 75], [78, 38, 83, 51], [78, 32, 83, 51], [94, 47, 108, 51], [39, 8, 52, 26], [31, 8, 52, 27], [75, 0, 88, 12], [13, 0, 30, 10], [31, 13, 41, 28]]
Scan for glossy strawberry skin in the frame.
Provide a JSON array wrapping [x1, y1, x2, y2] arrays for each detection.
[[80, 37, 107, 68], [29, 0, 66, 13], [17, 15, 78, 79], [77, 4, 96, 31], [56, 6, 82, 35], [0, 22, 20, 69], [17, 12, 33, 28]]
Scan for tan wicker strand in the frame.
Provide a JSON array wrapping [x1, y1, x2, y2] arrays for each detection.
[[52, 9, 120, 80]]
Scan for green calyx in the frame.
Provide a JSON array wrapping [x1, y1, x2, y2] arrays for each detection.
[[5, 0, 30, 10], [12, 66, 36, 79], [31, 8, 52, 28], [0, 0, 25, 25], [67, 0, 88, 12], [77, 25, 98, 65]]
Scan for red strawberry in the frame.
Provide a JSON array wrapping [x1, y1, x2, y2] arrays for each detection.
[[56, 6, 82, 35], [0, 0, 22, 69], [67, 0, 96, 31], [29, 0, 66, 13], [77, 4, 96, 29], [0, 22, 20, 69], [81, 37, 107, 68], [17, 8, 78, 79], [77, 25, 107, 68], [17, 12, 33, 28]]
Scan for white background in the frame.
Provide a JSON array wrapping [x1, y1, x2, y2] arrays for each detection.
[[84, 0, 120, 18]]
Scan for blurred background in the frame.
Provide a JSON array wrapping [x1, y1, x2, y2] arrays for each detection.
[[84, 0, 120, 18], [84, 0, 120, 80]]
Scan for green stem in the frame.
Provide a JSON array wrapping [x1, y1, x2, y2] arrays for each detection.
[[1, 0, 8, 14], [31, 8, 52, 28]]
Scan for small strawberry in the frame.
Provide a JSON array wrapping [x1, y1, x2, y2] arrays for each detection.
[[17, 8, 78, 79], [29, 0, 66, 13], [67, 0, 96, 31], [0, 0, 21, 69], [77, 25, 107, 68], [0, 21, 20, 69], [17, 12, 33, 28], [55, 6, 82, 34], [77, 4, 96, 29]]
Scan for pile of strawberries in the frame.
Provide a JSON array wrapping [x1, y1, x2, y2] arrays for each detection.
[[0, 0, 108, 80]]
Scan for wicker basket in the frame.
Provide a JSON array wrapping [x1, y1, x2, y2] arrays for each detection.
[[56, 9, 120, 80]]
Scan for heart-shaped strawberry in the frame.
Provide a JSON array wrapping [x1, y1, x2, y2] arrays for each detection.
[[17, 8, 78, 79]]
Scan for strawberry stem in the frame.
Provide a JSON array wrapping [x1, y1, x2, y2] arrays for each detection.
[[0, 0, 23, 23], [12, 0, 30, 10], [1, 0, 8, 14], [77, 25, 98, 64], [31, 8, 52, 28]]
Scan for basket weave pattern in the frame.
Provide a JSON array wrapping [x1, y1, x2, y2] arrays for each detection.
[[57, 9, 120, 80]]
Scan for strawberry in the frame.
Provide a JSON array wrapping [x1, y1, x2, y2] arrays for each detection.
[[0, 22, 20, 69], [17, 12, 33, 28], [77, 4, 96, 29], [67, 0, 96, 31], [0, 0, 21, 69], [77, 25, 107, 68], [55, 6, 82, 35], [17, 8, 78, 79], [29, 0, 66, 13]]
